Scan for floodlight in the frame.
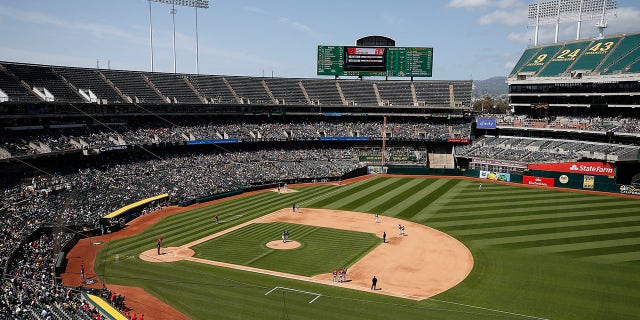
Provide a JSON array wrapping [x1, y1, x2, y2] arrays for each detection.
[[148, 0, 210, 73], [528, 0, 617, 45]]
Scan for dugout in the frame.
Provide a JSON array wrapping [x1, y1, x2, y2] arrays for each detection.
[[100, 193, 169, 232]]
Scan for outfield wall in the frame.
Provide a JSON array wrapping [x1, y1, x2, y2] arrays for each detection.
[[385, 166, 626, 195]]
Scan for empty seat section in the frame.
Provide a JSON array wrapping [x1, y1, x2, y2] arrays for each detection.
[[3, 63, 82, 102], [451, 81, 473, 106], [146, 72, 201, 103], [54, 67, 123, 103], [302, 79, 343, 105], [596, 33, 640, 74], [339, 81, 378, 105], [519, 44, 563, 74], [413, 81, 450, 106], [570, 36, 621, 72], [225, 76, 271, 104], [263, 78, 308, 104], [375, 81, 413, 106], [186, 75, 236, 103], [509, 47, 542, 76], [601, 47, 640, 75], [0, 64, 38, 102], [101, 70, 164, 103], [626, 58, 640, 74]]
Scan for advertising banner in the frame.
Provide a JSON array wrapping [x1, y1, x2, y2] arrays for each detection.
[[527, 162, 614, 177], [319, 137, 370, 141], [583, 175, 595, 189], [447, 138, 471, 143], [479, 170, 511, 182], [620, 185, 640, 196], [187, 138, 239, 145], [523, 175, 555, 187], [367, 166, 387, 174], [476, 118, 497, 129]]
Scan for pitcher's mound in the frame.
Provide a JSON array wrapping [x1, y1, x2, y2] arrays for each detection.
[[266, 240, 301, 250], [140, 247, 194, 262]]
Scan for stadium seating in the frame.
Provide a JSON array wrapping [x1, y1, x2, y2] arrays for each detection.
[[569, 36, 622, 73], [2, 63, 82, 102], [100, 69, 165, 104], [263, 78, 309, 104], [54, 66, 124, 103], [301, 79, 344, 105], [225, 76, 272, 104], [537, 41, 591, 77], [598, 33, 640, 74], [186, 74, 237, 103], [375, 81, 415, 106], [0, 65, 40, 102], [339, 80, 379, 105], [145, 72, 202, 103], [510, 32, 640, 78]]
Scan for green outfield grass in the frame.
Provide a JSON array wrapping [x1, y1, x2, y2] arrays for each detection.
[[192, 222, 380, 276], [95, 177, 640, 320]]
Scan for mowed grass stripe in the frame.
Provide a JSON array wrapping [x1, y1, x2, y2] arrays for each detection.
[[430, 207, 640, 229], [430, 198, 634, 220], [447, 190, 577, 205], [437, 196, 625, 214], [580, 251, 640, 264], [396, 179, 461, 220], [318, 178, 399, 209], [454, 218, 640, 241], [475, 225, 640, 246], [369, 178, 437, 215], [353, 178, 430, 213], [497, 230, 640, 249], [338, 178, 412, 211], [538, 238, 640, 254], [383, 178, 450, 217], [412, 179, 470, 222], [431, 201, 637, 224], [306, 177, 386, 208]]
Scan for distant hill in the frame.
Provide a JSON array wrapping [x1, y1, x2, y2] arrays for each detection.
[[473, 76, 508, 97]]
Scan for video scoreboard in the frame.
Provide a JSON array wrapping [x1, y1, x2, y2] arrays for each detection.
[[317, 46, 433, 77]]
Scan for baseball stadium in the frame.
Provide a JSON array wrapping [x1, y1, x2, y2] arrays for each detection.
[[2, 1, 640, 320]]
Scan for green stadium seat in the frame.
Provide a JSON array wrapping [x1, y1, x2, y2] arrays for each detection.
[[602, 47, 640, 74], [518, 44, 563, 75], [596, 33, 640, 74], [537, 41, 591, 77], [570, 36, 622, 73], [509, 47, 541, 76]]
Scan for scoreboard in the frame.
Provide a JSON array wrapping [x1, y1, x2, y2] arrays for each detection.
[[317, 46, 433, 77]]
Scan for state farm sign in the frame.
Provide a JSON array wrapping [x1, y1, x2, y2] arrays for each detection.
[[528, 162, 614, 177]]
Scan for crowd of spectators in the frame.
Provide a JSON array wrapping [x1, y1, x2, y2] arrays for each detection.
[[0, 118, 471, 159]]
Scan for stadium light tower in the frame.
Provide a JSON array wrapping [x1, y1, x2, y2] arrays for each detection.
[[528, 0, 617, 46], [148, 0, 209, 73]]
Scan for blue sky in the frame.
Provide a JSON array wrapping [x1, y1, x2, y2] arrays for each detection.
[[0, 0, 638, 80]]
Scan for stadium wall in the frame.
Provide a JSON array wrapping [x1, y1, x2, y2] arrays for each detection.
[[384, 166, 627, 195]]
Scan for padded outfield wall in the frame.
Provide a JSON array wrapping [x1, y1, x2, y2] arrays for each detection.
[[384, 165, 627, 196]]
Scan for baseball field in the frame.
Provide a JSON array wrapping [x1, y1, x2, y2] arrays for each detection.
[[88, 176, 640, 319]]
